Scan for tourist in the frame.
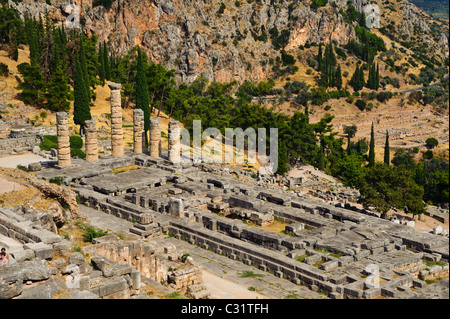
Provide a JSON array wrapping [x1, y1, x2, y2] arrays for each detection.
[[0, 252, 8, 266], [1, 247, 9, 263]]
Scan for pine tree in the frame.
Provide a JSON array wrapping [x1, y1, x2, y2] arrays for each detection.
[[73, 59, 91, 134], [368, 122, 375, 167], [384, 130, 390, 166], [45, 61, 71, 112], [135, 47, 151, 146]]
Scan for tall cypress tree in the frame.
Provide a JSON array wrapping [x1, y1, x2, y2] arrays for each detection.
[[135, 47, 151, 146], [98, 42, 105, 84], [358, 64, 365, 89], [368, 122, 375, 167], [384, 130, 390, 166], [73, 58, 91, 134], [78, 37, 90, 102], [350, 64, 363, 91], [317, 42, 323, 71], [334, 64, 342, 90], [103, 41, 111, 80], [375, 63, 379, 90]]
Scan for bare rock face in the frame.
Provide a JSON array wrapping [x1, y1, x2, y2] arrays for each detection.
[[8, 0, 448, 83]]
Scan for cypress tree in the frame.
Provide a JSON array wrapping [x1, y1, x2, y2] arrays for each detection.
[[375, 63, 379, 90], [317, 43, 323, 71], [73, 58, 91, 134], [334, 64, 342, 90], [103, 41, 111, 80], [368, 122, 375, 167], [384, 130, 390, 165], [78, 38, 90, 102], [358, 64, 365, 89], [98, 42, 105, 83], [135, 47, 151, 146], [350, 64, 363, 91]]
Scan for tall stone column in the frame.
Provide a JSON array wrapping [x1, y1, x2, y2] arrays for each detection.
[[84, 120, 98, 162], [168, 120, 180, 163], [133, 109, 144, 153], [56, 112, 71, 167], [109, 83, 123, 157], [149, 117, 161, 157]]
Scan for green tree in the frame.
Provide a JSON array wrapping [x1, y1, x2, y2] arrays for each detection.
[[349, 64, 364, 91], [384, 130, 390, 165], [425, 137, 439, 149], [44, 61, 72, 112], [368, 122, 375, 167], [356, 163, 425, 216], [17, 62, 45, 106], [135, 47, 151, 146], [334, 64, 342, 90], [103, 41, 111, 80], [73, 59, 91, 134]]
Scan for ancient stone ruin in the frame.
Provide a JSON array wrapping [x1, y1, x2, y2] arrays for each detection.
[[84, 120, 98, 163], [109, 83, 124, 158], [56, 112, 71, 167], [1, 82, 448, 300]]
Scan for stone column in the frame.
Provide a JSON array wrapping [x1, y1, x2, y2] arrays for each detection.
[[133, 109, 144, 153], [84, 120, 98, 162], [56, 112, 71, 167], [109, 83, 124, 157], [168, 120, 180, 163], [149, 117, 161, 157]]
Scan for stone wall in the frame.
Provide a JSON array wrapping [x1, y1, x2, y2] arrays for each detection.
[[0, 135, 42, 156]]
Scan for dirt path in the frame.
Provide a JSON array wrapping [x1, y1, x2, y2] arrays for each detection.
[[201, 270, 268, 299], [0, 177, 25, 194]]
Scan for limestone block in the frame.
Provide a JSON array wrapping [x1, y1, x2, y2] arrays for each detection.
[[0, 265, 23, 299], [23, 242, 54, 260]]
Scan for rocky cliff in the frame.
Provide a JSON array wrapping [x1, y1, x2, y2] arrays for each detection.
[[8, 0, 449, 83]]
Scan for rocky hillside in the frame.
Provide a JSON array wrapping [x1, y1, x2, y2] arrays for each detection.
[[8, 0, 449, 84]]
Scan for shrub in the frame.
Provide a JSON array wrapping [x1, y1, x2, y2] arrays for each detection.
[[0, 62, 9, 77], [49, 176, 63, 185], [78, 222, 109, 242], [422, 150, 434, 159], [355, 99, 367, 111]]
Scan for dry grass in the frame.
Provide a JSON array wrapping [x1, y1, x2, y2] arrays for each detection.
[[111, 164, 139, 174]]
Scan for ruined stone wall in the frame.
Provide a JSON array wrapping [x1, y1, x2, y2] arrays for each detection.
[[83, 240, 168, 283], [0, 135, 42, 155]]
